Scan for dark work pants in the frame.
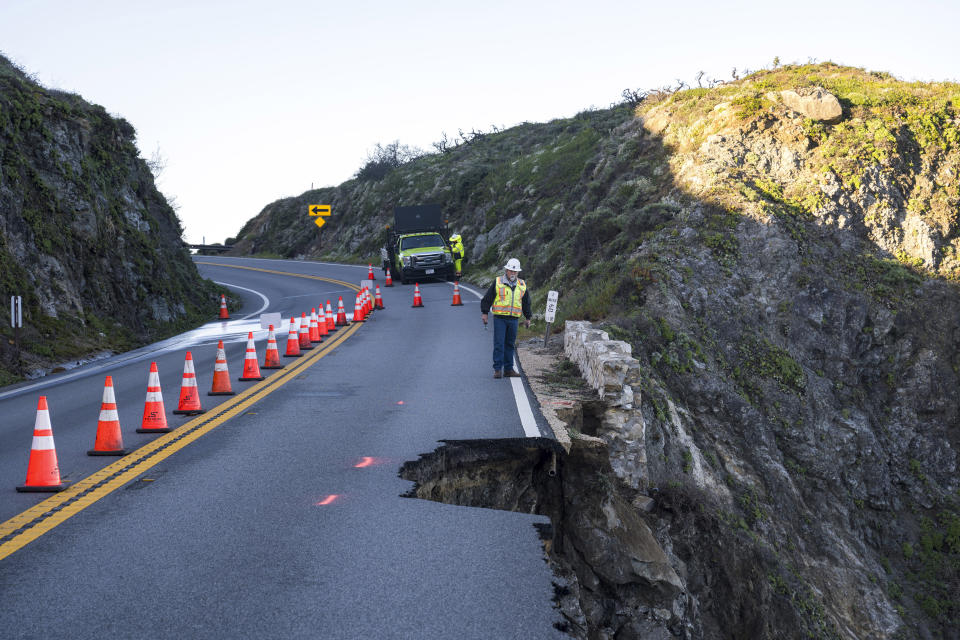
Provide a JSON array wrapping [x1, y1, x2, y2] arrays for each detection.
[[492, 314, 519, 372]]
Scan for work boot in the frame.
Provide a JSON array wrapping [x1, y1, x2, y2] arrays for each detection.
[[504, 370, 520, 378], [493, 370, 502, 379]]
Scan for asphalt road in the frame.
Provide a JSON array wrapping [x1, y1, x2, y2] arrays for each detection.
[[0, 257, 565, 639]]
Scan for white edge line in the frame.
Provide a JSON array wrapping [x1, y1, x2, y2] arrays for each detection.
[[510, 358, 540, 438], [0, 285, 271, 401], [214, 281, 270, 319]]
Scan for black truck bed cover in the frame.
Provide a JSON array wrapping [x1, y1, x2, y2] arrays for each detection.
[[393, 205, 445, 234]]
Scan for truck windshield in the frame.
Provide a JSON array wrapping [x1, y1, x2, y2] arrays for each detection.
[[400, 234, 444, 250]]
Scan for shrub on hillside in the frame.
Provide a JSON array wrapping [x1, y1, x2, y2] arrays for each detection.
[[355, 141, 424, 181]]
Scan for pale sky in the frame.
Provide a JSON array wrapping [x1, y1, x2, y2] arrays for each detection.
[[1, 1, 957, 245]]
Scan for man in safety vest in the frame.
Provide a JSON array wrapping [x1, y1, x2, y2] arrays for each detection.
[[480, 258, 531, 378], [449, 233, 465, 279]]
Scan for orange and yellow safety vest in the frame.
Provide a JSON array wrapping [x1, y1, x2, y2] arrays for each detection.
[[491, 276, 526, 317]]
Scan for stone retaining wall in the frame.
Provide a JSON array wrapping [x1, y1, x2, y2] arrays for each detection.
[[564, 320, 648, 489]]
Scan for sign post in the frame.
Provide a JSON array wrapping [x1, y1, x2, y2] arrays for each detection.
[[543, 290, 559, 346], [10, 295, 22, 374]]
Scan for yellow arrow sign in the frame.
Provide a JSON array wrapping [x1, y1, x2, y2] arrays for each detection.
[[309, 204, 331, 217]]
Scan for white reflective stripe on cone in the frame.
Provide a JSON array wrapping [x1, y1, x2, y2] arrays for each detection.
[[32, 435, 55, 450], [98, 409, 120, 421], [34, 411, 51, 430], [214, 362, 228, 371], [146, 391, 163, 401], [182, 377, 197, 387]]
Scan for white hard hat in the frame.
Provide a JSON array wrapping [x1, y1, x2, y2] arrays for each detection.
[[504, 258, 522, 271]]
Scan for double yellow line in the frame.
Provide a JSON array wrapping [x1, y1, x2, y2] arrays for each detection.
[[0, 267, 361, 561]]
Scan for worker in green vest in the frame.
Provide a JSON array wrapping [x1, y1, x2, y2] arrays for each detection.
[[449, 233, 465, 279], [480, 258, 531, 378]]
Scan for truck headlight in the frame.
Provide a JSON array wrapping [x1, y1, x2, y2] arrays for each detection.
[[402, 256, 411, 267]]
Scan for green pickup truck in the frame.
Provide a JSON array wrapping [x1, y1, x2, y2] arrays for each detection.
[[381, 205, 455, 284]]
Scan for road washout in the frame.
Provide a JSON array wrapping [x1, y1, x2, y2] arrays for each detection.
[[399, 342, 691, 639]]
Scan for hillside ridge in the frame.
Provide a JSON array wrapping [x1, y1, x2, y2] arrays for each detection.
[[0, 54, 219, 383], [234, 63, 960, 638]]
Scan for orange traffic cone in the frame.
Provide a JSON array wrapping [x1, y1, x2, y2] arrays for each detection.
[[374, 285, 385, 310], [335, 297, 349, 326], [262, 324, 284, 369], [209, 340, 235, 395], [353, 293, 364, 323], [364, 288, 373, 315], [309, 309, 321, 342], [298, 312, 314, 350], [88, 376, 127, 456], [218, 294, 230, 320], [138, 361, 171, 432], [317, 306, 329, 337], [367, 264, 376, 280], [412, 283, 424, 308], [325, 300, 337, 332], [17, 396, 68, 492], [451, 281, 464, 306], [173, 352, 205, 415], [239, 332, 264, 381], [284, 317, 302, 357], [384, 269, 393, 287]]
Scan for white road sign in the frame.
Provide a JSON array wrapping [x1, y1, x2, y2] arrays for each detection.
[[544, 290, 559, 323]]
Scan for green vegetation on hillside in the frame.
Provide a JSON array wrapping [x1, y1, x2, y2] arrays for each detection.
[[0, 54, 219, 382]]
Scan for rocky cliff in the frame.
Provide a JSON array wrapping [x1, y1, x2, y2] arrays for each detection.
[[234, 63, 959, 638], [0, 55, 219, 383]]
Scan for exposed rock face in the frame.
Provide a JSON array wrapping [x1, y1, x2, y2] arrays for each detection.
[[0, 56, 217, 380], [236, 63, 960, 638], [779, 87, 844, 123]]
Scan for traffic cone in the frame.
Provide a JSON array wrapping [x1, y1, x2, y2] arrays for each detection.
[[218, 294, 230, 320], [262, 325, 284, 369], [138, 362, 172, 432], [335, 297, 348, 326], [352, 293, 364, 323], [365, 287, 373, 315], [374, 285, 385, 310], [88, 376, 126, 456], [239, 332, 264, 381], [209, 340, 235, 395], [325, 300, 337, 332], [173, 352, 205, 415], [367, 263, 376, 280], [412, 283, 424, 308], [284, 317, 302, 357], [298, 312, 314, 350], [384, 269, 393, 287], [309, 309, 322, 343], [317, 305, 329, 337], [17, 397, 68, 492], [451, 281, 464, 306]]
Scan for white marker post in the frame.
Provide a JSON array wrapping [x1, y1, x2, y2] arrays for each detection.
[[10, 295, 22, 374], [543, 290, 559, 346]]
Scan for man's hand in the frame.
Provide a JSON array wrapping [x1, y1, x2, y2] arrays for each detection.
[[481, 313, 488, 324], [525, 319, 531, 329]]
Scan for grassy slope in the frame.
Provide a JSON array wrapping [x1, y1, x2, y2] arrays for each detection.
[[234, 63, 960, 635]]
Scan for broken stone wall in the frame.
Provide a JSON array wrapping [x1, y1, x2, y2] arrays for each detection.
[[563, 320, 649, 490]]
